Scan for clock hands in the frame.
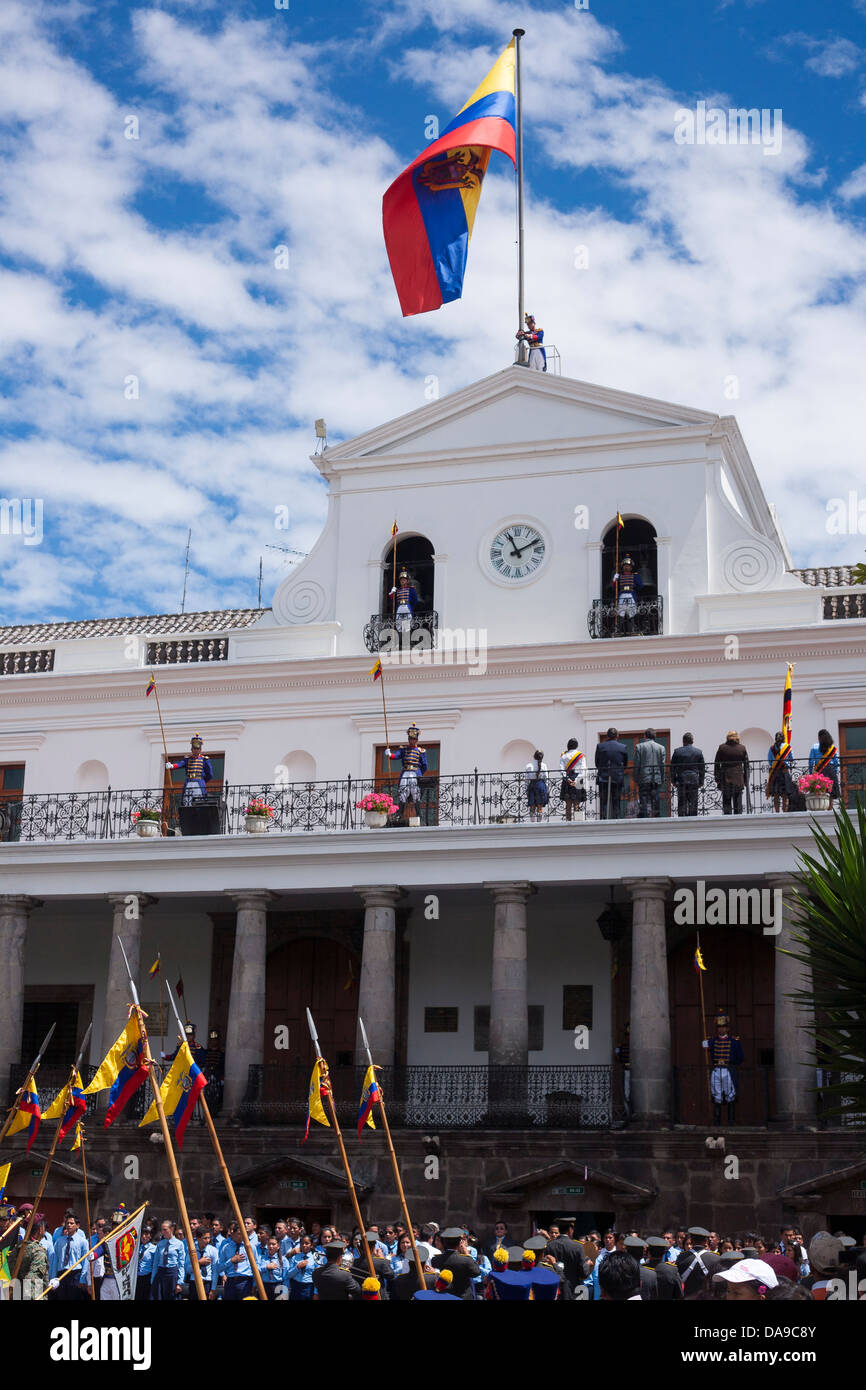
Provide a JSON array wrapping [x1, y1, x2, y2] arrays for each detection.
[[504, 530, 537, 559]]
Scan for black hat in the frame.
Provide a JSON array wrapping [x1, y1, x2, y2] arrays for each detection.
[[507, 1245, 527, 1264], [325, 1241, 346, 1254], [688, 1226, 710, 1239], [646, 1236, 667, 1252], [741, 1246, 759, 1259], [624, 1236, 646, 1253], [555, 1216, 577, 1225], [719, 1251, 744, 1265], [439, 1227, 465, 1240], [523, 1235, 549, 1252]]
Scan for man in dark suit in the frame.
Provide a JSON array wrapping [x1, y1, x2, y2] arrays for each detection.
[[484, 1220, 510, 1258], [671, 733, 705, 817], [350, 1234, 395, 1299], [595, 728, 628, 819], [714, 731, 749, 815], [431, 1228, 481, 1300], [545, 1220, 587, 1294], [312, 1242, 359, 1300], [644, 1237, 684, 1299]]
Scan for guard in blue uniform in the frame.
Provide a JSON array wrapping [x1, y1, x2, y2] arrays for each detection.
[[612, 554, 642, 629], [388, 567, 419, 638], [703, 1012, 744, 1126], [167, 733, 213, 806], [516, 313, 547, 371], [384, 723, 427, 824]]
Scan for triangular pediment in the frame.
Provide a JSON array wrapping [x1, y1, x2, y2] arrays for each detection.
[[778, 1154, 866, 1200], [483, 1158, 655, 1207], [221, 1152, 371, 1199], [320, 368, 717, 466]]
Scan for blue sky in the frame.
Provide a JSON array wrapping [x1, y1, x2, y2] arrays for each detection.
[[1, 0, 865, 623]]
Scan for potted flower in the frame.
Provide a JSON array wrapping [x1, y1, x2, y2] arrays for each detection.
[[132, 808, 161, 839], [244, 798, 275, 833], [355, 791, 398, 828], [798, 772, 834, 812]]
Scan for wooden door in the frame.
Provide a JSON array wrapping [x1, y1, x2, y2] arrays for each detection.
[[840, 723, 866, 809], [669, 929, 774, 1125], [264, 938, 360, 1100]]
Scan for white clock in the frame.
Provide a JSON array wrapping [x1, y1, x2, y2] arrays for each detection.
[[487, 522, 547, 583]]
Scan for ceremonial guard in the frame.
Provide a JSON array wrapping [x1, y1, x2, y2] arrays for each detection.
[[384, 722, 427, 823], [388, 567, 419, 638], [703, 1013, 744, 1125], [612, 553, 642, 629], [516, 313, 546, 371], [559, 738, 587, 821], [166, 733, 213, 806]]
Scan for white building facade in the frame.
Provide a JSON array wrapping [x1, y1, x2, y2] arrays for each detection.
[[1, 369, 865, 1234]]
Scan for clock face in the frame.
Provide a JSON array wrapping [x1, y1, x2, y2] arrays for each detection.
[[488, 523, 547, 582]]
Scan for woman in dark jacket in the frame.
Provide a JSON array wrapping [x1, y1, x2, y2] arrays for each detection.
[[714, 731, 749, 815]]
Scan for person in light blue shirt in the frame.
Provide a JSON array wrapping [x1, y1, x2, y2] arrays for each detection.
[[48, 1216, 89, 1294], [137, 1233, 157, 1302], [472, 1249, 492, 1288], [188, 1230, 220, 1297], [151, 1220, 186, 1301], [808, 730, 841, 803], [243, 1215, 260, 1249], [218, 1222, 257, 1300], [209, 1217, 227, 1254], [258, 1236, 289, 1300], [286, 1234, 321, 1301]]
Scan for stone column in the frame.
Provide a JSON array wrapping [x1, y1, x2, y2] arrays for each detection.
[[624, 878, 672, 1126], [485, 882, 536, 1065], [767, 874, 816, 1127], [354, 887, 403, 1063], [0, 896, 42, 1098], [223, 891, 275, 1116], [103, 894, 157, 1056]]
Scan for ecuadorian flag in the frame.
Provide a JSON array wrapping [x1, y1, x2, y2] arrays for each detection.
[[84, 1015, 149, 1128], [43, 1072, 87, 1144], [357, 1065, 380, 1139], [7, 1086, 41, 1151], [139, 1042, 206, 1149], [383, 40, 516, 316]]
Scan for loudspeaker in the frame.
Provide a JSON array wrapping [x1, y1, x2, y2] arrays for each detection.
[[178, 803, 222, 836]]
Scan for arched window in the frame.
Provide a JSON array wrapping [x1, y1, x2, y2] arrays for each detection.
[[379, 535, 435, 617], [74, 760, 109, 792], [589, 517, 661, 637]]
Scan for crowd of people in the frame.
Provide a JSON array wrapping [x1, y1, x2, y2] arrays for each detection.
[[522, 726, 842, 820], [6, 1200, 863, 1301]]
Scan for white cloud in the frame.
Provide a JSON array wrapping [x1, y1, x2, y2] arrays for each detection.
[[838, 162, 866, 200], [778, 32, 863, 77], [2, 0, 866, 628]]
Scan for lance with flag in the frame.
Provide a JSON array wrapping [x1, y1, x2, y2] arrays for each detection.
[[162, 981, 267, 1299], [693, 934, 712, 1105], [305, 1008, 376, 1279], [145, 670, 170, 835], [111, 937, 207, 1301], [359, 1016, 427, 1289], [12, 1023, 92, 1281], [766, 664, 794, 798], [84, 1012, 148, 1127], [0, 1022, 55, 1149]]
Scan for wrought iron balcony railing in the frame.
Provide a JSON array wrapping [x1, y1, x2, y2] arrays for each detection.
[[588, 596, 663, 638], [241, 1063, 625, 1128], [6, 1063, 220, 1123], [363, 611, 439, 653], [0, 759, 858, 843]]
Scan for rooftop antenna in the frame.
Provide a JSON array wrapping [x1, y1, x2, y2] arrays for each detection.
[[257, 556, 263, 609], [265, 544, 309, 568], [180, 528, 192, 613], [314, 418, 328, 455]]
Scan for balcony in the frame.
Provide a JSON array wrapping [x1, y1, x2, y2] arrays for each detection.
[[588, 596, 663, 638], [0, 759, 859, 844], [363, 610, 439, 654]]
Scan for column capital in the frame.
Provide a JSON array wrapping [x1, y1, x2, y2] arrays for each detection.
[[0, 895, 43, 915], [225, 890, 277, 911], [623, 877, 672, 901], [106, 893, 158, 910], [483, 881, 537, 905], [354, 885, 404, 909]]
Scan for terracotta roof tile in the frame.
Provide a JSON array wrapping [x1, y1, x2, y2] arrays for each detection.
[[0, 608, 268, 645]]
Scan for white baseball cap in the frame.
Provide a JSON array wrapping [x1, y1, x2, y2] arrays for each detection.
[[713, 1257, 778, 1289]]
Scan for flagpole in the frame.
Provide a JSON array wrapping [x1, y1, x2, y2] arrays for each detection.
[[149, 672, 171, 836], [359, 1017, 426, 1290], [177, 970, 190, 1028], [513, 28, 526, 362], [391, 523, 398, 618], [696, 933, 711, 1105], [306, 1008, 376, 1280], [165, 982, 267, 1301], [614, 508, 620, 633], [12, 1021, 92, 1282], [0, 1022, 56, 1148], [36, 1203, 148, 1299], [378, 661, 391, 753], [117, 937, 207, 1302], [79, 1124, 97, 1302]]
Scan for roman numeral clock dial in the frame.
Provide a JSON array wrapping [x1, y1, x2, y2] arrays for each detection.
[[487, 523, 547, 584]]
